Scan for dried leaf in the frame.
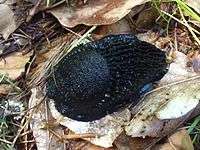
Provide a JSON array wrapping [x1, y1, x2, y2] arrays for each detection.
[[0, 52, 32, 80], [93, 18, 132, 38], [115, 133, 159, 150], [49, 0, 150, 27], [160, 51, 197, 85], [152, 129, 194, 150], [0, 1, 30, 39], [29, 88, 65, 150], [0, 4, 16, 39], [49, 99, 131, 148], [125, 76, 200, 137]]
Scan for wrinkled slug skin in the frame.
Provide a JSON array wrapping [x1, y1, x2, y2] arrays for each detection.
[[46, 34, 168, 122]]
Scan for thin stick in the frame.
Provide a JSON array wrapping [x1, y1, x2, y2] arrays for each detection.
[[0, 138, 12, 145], [62, 133, 96, 139], [18, 140, 35, 144]]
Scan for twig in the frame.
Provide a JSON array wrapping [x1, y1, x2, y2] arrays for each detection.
[[18, 140, 35, 144], [62, 133, 96, 139], [57, 25, 97, 63], [174, 23, 178, 51], [48, 129, 63, 141]]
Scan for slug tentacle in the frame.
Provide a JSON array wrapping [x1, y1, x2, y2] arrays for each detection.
[[46, 34, 168, 122]]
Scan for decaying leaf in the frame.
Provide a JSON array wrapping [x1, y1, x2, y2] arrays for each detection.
[[93, 18, 132, 38], [49, 0, 150, 27], [0, 51, 32, 80], [115, 133, 159, 150], [152, 129, 194, 150], [192, 52, 200, 73]]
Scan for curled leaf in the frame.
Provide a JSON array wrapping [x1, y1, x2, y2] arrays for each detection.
[[49, 0, 149, 27]]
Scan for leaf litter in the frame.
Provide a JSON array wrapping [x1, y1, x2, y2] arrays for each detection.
[[0, 0, 200, 150]]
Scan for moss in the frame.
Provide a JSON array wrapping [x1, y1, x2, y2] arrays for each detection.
[[46, 34, 168, 122]]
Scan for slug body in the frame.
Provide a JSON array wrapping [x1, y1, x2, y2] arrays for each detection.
[[46, 34, 168, 122]]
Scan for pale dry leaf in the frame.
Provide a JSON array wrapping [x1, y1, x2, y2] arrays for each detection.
[[125, 76, 200, 137], [0, 51, 32, 80], [49, 99, 131, 148], [0, 1, 30, 39], [152, 129, 194, 150], [29, 88, 65, 150], [49, 0, 150, 27], [0, 4, 16, 39], [80, 143, 115, 150]]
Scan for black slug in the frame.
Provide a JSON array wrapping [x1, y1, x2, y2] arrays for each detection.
[[46, 34, 168, 122]]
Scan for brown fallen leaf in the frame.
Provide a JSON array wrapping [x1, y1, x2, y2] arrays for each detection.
[[152, 129, 194, 150], [115, 133, 159, 150], [135, 6, 159, 32], [93, 18, 132, 39], [49, 0, 150, 28], [66, 140, 115, 150], [0, 51, 32, 80]]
